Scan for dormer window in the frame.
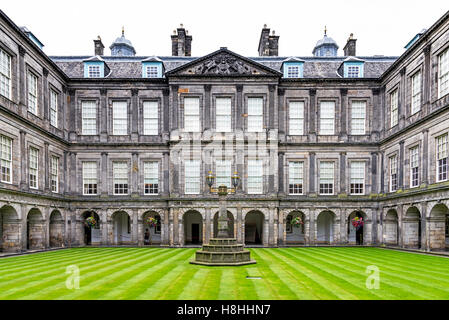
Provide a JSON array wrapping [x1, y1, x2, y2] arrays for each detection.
[[83, 60, 106, 78], [287, 65, 299, 78], [347, 65, 360, 78], [88, 65, 101, 78], [282, 58, 304, 78], [146, 65, 158, 78], [343, 60, 364, 78], [142, 58, 164, 78]]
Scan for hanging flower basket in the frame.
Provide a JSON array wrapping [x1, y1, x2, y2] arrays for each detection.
[[146, 217, 158, 227], [352, 217, 364, 230], [291, 216, 304, 227], [85, 216, 97, 228]]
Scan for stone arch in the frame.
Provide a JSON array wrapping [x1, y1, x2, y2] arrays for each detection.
[[347, 210, 368, 245], [384, 209, 399, 246], [49, 210, 64, 248], [142, 210, 162, 245], [213, 210, 234, 238], [244, 210, 265, 245], [111, 210, 132, 245], [80, 210, 101, 245], [316, 210, 336, 244], [183, 210, 203, 245], [27, 208, 45, 250], [403, 206, 421, 248], [428, 203, 449, 250], [0, 205, 21, 252], [285, 210, 305, 244]]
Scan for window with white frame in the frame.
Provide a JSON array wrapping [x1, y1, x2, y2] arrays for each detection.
[[143, 101, 158, 135], [82, 161, 97, 195], [215, 98, 232, 132], [439, 48, 449, 98], [347, 65, 360, 78], [289, 101, 304, 135], [88, 65, 101, 78], [50, 89, 58, 127], [390, 155, 398, 192], [411, 71, 421, 114], [410, 146, 419, 187], [319, 161, 334, 194], [247, 159, 263, 194], [81, 101, 97, 135], [113, 161, 128, 194], [112, 101, 128, 135], [0, 48, 11, 99], [247, 98, 263, 132], [185, 160, 200, 194], [144, 161, 159, 194], [29, 147, 38, 189], [50, 155, 59, 193], [289, 161, 304, 195], [146, 65, 158, 78], [27, 72, 38, 115], [287, 65, 299, 78], [351, 101, 366, 135], [0, 135, 12, 183], [437, 134, 448, 182], [390, 89, 398, 127], [184, 97, 200, 132], [350, 161, 365, 194], [319, 101, 335, 135], [215, 159, 231, 188]]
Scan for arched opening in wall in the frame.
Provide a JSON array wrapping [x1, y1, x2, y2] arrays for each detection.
[[348, 211, 366, 245], [317, 211, 335, 244], [404, 207, 421, 249], [286, 211, 305, 244], [112, 211, 131, 245], [245, 211, 264, 245], [0, 205, 20, 252], [384, 209, 399, 246], [183, 211, 203, 245], [49, 210, 64, 248], [429, 204, 449, 250], [27, 208, 45, 250], [213, 211, 234, 238], [142, 211, 161, 245], [81, 211, 101, 246]]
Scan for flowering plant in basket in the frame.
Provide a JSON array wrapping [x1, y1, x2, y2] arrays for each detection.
[[146, 216, 158, 227], [85, 216, 97, 228], [351, 217, 364, 230], [291, 216, 304, 227]]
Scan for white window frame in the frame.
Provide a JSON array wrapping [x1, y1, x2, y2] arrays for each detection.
[[347, 65, 360, 78], [82, 161, 97, 195], [247, 98, 264, 133], [0, 135, 12, 183], [390, 155, 398, 192], [350, 161, 365, 195], [438, 48, 449, 98], [351, 101, 366, 135], [287, 65, 299, 78], [50, 89, 58, 128], [215, 159, 231, 188], [289, 101, 304, 135], [27, 72, 38, 115], [436, 134, 448, 182], [288, 161, 304, 195], [81, 101, 97, 135], [319, 161, 334, 195], [112, 101, 128, 135], [0, 48, 11, 99], [146, 65, 158, 78], [247, 159, 263, 194], [319, 101, 335, 135], [215, 97, 232, 133], [143, 101, 158, 135], [113, 161, 129, 195], [410, 146, 419, 188], [29, 147, 38, 189], [144, 161, 159, 194], [88, 65, 101, 78], [50, 155, 59, 193], [184, 97, 200, 132], [184, 160, 200, 194], [390, 89, 398, 127], [411, 71, 421, 115]]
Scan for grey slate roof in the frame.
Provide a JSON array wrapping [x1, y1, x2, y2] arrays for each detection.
[[50, 54, 397, 79]]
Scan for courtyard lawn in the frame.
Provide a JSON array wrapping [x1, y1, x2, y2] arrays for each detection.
[[0, 247, 449, 300]]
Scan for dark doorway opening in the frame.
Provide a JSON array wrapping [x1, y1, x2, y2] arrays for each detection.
[[191, 224, 200, 244], [84, 224, 92, 245]]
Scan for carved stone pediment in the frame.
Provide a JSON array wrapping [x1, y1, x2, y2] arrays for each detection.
[[166, 49, 281, 77]]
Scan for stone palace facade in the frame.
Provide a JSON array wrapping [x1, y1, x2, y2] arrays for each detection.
[[0, 9, 449, 252]]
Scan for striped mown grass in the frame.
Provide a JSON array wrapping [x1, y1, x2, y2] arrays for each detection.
[[0, 247, 449, 300]]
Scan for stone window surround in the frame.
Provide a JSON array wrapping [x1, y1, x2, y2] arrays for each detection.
[[139, 98, 162, 136], [108, 98, 131, 136], [347, 158, 370, 195], [139, 157, 163, 196], [405, 141, 421, 189], [179, 93, 203, 133], [285, 156, 308, 195], [0, 128, 17, 185], [348, 98, 370, 136], [49, 150, 63, 193], [77, 157, 100, 196], [387, 151, 399, 192], [434, 42, 449, 101], [244, 155, 268, 195], [317, 97, 340, 136], [180, 156, 203, 195], [406, 64, 423, 117], [387, 83, 400, 129], [243, 94, 268, 132], [433, 129, 449, 183], [316, 157, 339, 195], [211, 154, 235, 188], [77, 97, 100, 136], [48, 84, 61, 129], [25, 65, 41, 118], [26, 140, 42, 190], [109, 157, 131, 195], [211, 94, 235, 132], [285, 98, 308, 136], [0, 40, 16, 102]]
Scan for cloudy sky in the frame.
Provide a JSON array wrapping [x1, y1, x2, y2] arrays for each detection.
[[2, 0, 448, 57]]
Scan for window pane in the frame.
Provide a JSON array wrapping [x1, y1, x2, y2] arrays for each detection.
[[113, 161, 128, 194], [247, 98, 263, 132], [185, 160, 200, 194], [143, 101, 158, 135], [0, 135, 12, 183], [216, 159, 231, 188], [248, 159, 263, 194], [390, 90, 398, 127], [289, 161, 303, 194], [319, 101, 335, 135], [82, 101, 97, 135], [411, 72, 421, 114], [184, 98, 200, 132], [113, 101, 127, 135], [289, 101, 304, 135], [0, 49, 11, 99], [351, 101, 366, 135], [216, 98, 232, 132], [83, 161, 97, 195], [144, 161, 159, 194]]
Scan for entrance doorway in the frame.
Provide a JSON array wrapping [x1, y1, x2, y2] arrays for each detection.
[[191, 224, 200, 244], [245, 211, 264, 245]]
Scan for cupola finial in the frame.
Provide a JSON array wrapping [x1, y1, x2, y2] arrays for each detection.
[[324, 25, 327, 36], [122, 26, 124, 37]]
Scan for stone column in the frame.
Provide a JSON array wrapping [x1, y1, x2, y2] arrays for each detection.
[[422, 44, 431, 114], [309, 152, 316, 194], [70, 152, 77, 194], [398, 204, 404, 247], [309, 208, 315, 245], [399, 140, 404, 190], [204, 85, 211, 131], [371, 208, 378, 245], [277, 88, 285, 137], [131, 89, 139, 142], [101, 211, 108, 245], [19, 130, 27, 190], [42, 68, 49, 121], [339, 89, 347, 139], [340, 210, 347, 244], [421, 202, 428, 251], [44, 142, 49, 192], [399, 67, 406, 127], [101, 152, 108, 197], [268, 85, 276, 129], [268, 149, 275, 194], [422, 129, 429, 186], [172, 150, 179, 195], [205, 207, 211, 242], [68, 89, 76, 141], [236, 85, 243, 130], [236, 205, 242, 244], [18, 46, 26, 108], [169, 207, 174, 246], [174, 208, 180, 246], [45, 207, 50, 249], [340, 152, 346, 194], [162, 89, 170, 138], [380, 151, 385, 193], [100, 89, 107, 142], [131, 152, 139, 197], [268, 206, 274, 245], [62, 151, 68, 194], [371, 152, 378, 194], [132, 209, 138, 244], [163, 152, 169, 196], [308, 89, 317, 142], [263, 216, 269, 247], [273, 208, 279, 247], [171, 85, 179, 130]]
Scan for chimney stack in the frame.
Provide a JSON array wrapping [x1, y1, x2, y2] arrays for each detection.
[[171, 24, 192, 56], [343, 33, 357, 56], [94, 36, 104, 56], [258, 25, 279, 56]]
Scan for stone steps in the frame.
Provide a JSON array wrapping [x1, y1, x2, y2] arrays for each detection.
[[190, 238, 256, 266]]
